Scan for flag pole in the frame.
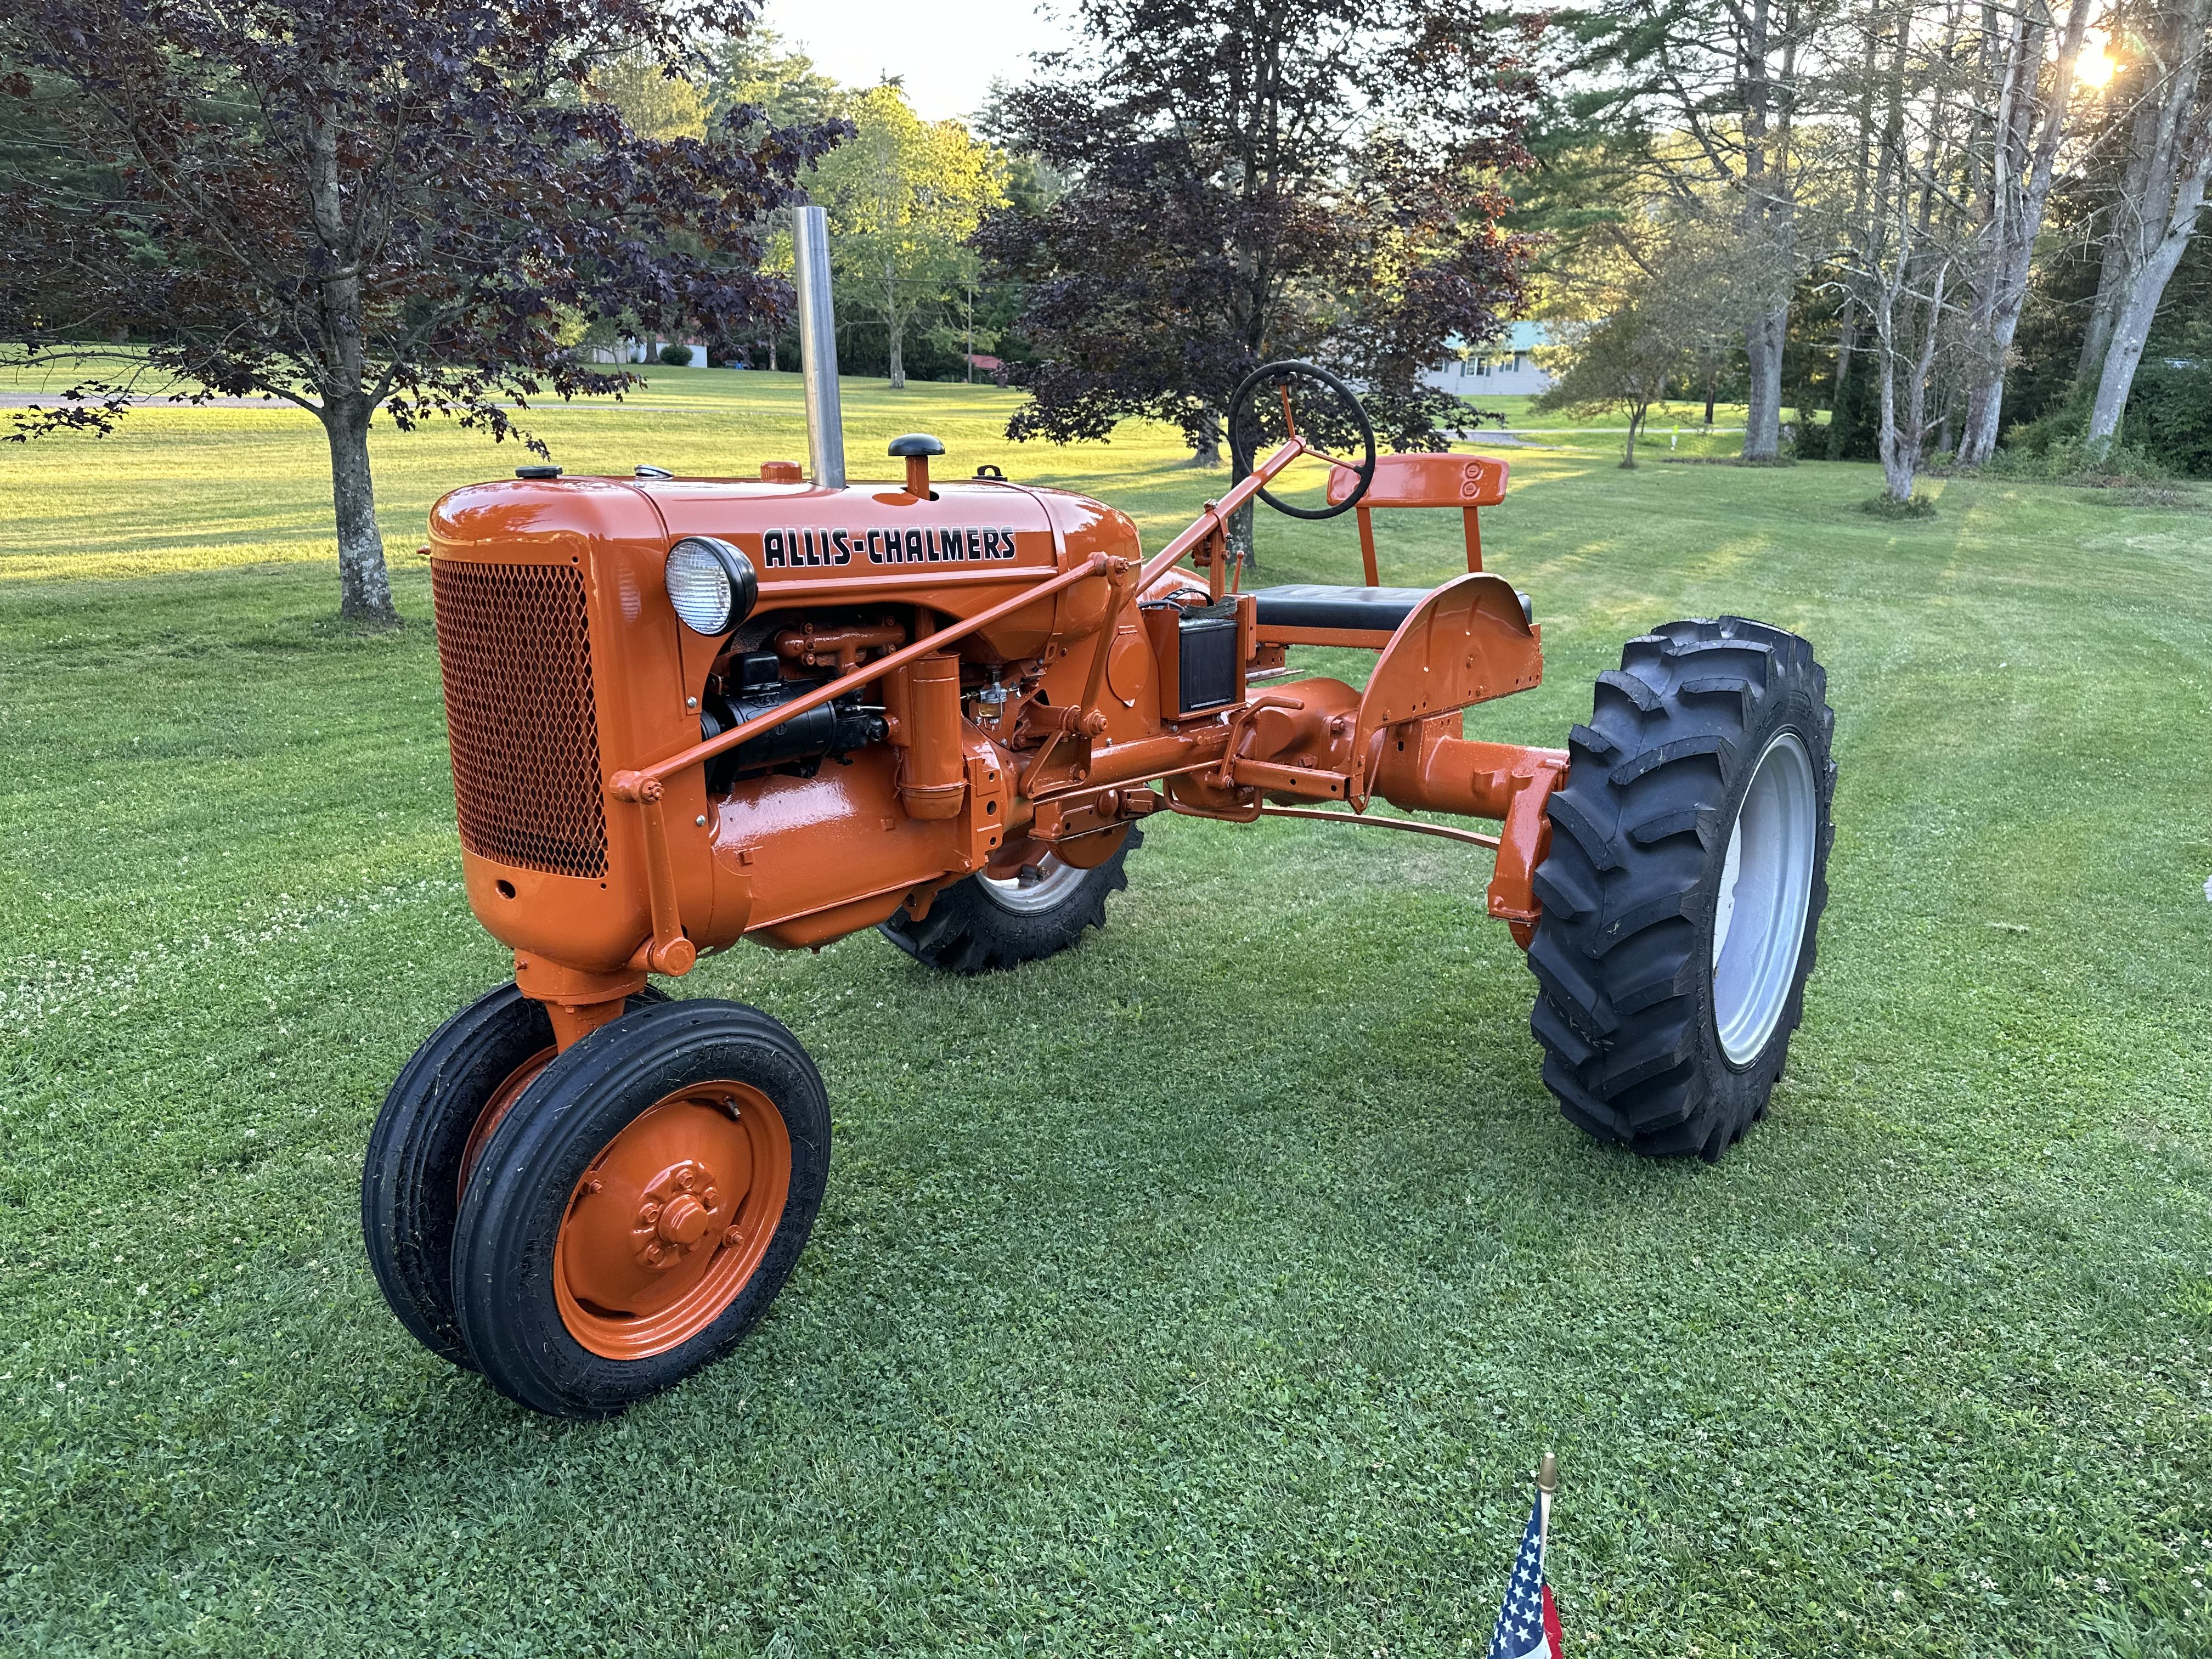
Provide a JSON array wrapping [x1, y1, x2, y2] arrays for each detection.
[[1536, 1451, 1558, 1561]]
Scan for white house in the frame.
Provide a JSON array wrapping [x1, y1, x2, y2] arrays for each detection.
[[1425, 322, 1554, 397]]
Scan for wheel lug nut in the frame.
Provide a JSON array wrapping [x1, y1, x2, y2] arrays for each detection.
[[721, 1226, 742, 1248]]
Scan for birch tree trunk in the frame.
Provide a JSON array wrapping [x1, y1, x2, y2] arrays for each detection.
[[1957, 0, 2090, 465], [2087, 146, 2210, 446]]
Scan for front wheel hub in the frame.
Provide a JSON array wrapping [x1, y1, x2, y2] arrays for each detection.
[[555, 1085, 793, 1358]]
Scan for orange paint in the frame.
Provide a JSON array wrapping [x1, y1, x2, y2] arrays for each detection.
[[554, 1080, 793, 1359], [424, 445, 1562, 1045]]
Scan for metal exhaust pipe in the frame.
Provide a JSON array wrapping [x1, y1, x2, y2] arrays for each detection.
[[792, 204, 846, 489]]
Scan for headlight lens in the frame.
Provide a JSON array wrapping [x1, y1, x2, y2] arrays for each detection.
[[664, 536, 757, 635]]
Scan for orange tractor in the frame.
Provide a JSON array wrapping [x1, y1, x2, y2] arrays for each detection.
[[364, 210, 1836, 1417]]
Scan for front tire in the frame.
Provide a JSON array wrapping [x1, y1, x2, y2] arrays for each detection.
[[362, 981, 663, 1369], [1527, 618, 1836, 1159], [450, 998, 830, 1418], [879, 828, 1141, 973]]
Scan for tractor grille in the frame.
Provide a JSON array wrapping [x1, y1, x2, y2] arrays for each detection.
[[430, 560, 608, 879]]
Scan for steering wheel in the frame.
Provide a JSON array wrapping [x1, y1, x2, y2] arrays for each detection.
[[1225, 360, 1378, 521]]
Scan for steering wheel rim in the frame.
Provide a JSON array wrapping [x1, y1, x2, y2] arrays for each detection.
[[1226, 360, 1378, 521]]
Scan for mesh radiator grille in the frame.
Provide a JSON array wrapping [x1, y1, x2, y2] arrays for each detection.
[[430, 560, 608, 879]]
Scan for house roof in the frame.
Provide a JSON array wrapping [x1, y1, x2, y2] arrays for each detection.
[[1444, 322, 1552, 354]]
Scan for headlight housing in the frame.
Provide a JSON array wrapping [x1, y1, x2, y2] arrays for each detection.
[[664, 536, 757, 636]]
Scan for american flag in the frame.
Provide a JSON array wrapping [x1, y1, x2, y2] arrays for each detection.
[[1487, 1483, 1564, 1659]]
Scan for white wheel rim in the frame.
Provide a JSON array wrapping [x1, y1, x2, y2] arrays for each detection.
[[978, 853, 1088, 915], [1711, 730, 1818, 1065]]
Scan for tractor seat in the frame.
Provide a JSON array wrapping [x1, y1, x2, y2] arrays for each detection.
[[1249, 584, 1533, 633], [1249, 585, 1432, 632]]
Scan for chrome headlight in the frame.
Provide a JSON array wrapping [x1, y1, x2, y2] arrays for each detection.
[[664, 536, 757, 636]]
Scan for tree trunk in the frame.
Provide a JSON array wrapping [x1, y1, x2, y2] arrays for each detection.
[[1957, 0, 2089, 467], [1189, 405, 1225, 468], [2075, 228, 2132, 382], [303, 97, 395, 628], [1876, 264, 1947, 502], [2083, 0, 2210, 444], [1621, 407, 1643, 469], [884, 252, 905, 390], [1703, 357, 1718, 426], [1743, 300, 1788, 458], [2087, 154, 2209, 448], [324, 398, 397, 627]]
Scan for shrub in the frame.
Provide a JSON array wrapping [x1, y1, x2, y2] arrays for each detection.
[[1859, 492, 1938, 520], [658, 343, 695, 367], [1984, 433, 2172, 487], [2123, 356, 2212, 477]]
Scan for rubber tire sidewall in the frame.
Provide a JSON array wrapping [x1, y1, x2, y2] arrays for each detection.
[[1527, 619, 1835, 1158], [362, 983, 666, 1370], [450, 998, 831, 1419]]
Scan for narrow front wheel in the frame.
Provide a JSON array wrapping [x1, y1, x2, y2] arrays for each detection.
[[450, 999, 830, 1417]]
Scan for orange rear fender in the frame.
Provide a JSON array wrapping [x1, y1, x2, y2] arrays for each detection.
[[1348, 573, 1542, 808]]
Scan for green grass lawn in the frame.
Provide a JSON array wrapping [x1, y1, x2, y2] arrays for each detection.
[[3, 375, 2210, 1658]]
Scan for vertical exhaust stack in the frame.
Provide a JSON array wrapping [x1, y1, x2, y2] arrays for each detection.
[[792, 204, 846, 489]]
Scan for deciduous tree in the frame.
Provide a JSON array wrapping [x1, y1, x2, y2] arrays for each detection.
[[2081, 0, 2211, 452], [810, 85, 1003, 390], [0, 0, 837, 625], [978, 0, 1530, 467]]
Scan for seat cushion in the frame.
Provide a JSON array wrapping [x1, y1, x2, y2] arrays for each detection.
[[1249, 584, 1432, 633]]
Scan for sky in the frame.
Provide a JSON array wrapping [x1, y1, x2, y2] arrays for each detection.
[[757, 0, 1073, 122]]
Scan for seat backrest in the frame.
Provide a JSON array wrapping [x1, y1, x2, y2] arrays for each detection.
[[1328, 452, 1509, 509]]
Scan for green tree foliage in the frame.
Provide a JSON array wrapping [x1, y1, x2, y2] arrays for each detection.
[[810, 86, 1005, 390], [590, 51, 709, 140], [707, 29, 845, 132]]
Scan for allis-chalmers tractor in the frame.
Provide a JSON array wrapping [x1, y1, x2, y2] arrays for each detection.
[[364, 211, 1836, 1418]]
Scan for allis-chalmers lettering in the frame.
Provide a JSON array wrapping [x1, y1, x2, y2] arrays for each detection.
[[759, 526, 1021, 568]]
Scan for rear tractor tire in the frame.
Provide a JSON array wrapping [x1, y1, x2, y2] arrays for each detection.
[[362, 980, 664, 1369], [879, 828, 1141, 974], [1527, 618, 1835, 1159], [449, 997, 830, 1418]]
